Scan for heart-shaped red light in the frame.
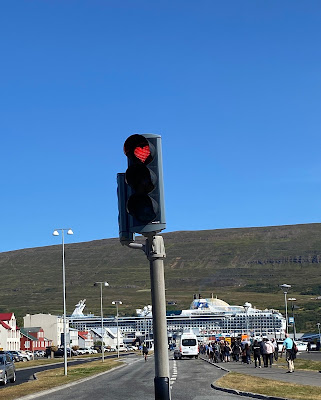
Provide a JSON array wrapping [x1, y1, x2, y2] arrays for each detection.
[[134, 145, 150, 163]]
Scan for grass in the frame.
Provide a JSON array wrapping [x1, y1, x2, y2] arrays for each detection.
[[276, 356, 321, 372], [14, 354, 104, 369], [0, 359, 122, 400], [216, 372, 321, 400]]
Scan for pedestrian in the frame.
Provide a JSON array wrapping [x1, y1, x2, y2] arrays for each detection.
[[262, 338, 274, 367], [223, 341, 231, 362], [252, 340, 262, 368], [307, 341, 311, 353], [142, 344, 148, 361], [214, 342, 220, 363], [271, 338, 278, 362], [244, 343, 251, 364], [282, 333, 295, 373], [208, 343, 214, 363], [232, 340, 241, 362]]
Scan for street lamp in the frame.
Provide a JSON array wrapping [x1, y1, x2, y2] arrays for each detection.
[[244, 302, 250, 339], [94, 281, 109, 362], [112, 301, 122, 358], [280, 284, 291, 335], [53, 228, 73, 376], [288, 298, 297, 340]]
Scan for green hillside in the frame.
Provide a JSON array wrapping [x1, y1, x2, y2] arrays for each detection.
[[1, 223, 321, 332]]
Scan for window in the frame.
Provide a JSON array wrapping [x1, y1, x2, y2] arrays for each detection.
[[182, 339, 197, 346]]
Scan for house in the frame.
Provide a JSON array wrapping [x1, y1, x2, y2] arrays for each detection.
[[24, 313, 68, 347], [91, 327, 124, 349], [20, 327, 52, 351], [78, 331, 94, 349], [0, 313, 20, 351]]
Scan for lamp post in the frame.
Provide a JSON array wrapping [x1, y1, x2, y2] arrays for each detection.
[[288, 298, 296, 340], [112, 301, 122, 358], [94, 281, 109, 362], [244, 303, 250, 340], [280, 284, 291, 335], [53, 228, 73, 376]]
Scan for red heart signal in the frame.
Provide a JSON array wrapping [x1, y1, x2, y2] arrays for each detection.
[[134, 145, 150, 163]]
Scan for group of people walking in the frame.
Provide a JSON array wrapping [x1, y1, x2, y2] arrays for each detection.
[[200, 334, 297, 372]]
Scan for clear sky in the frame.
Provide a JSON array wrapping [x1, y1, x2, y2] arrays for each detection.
[[1, 0, 320, 252]]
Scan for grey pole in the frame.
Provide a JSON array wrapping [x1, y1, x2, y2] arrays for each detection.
[[112, 300, 122, 358], [53, 228, 73, 376], [94, 281, 109, 362], [101, 283, 104, 361], [61, 230, 68, 376], [146, 235, 170, 400]]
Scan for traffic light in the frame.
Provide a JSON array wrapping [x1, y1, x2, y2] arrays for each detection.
[[117, 133, 166, 239]]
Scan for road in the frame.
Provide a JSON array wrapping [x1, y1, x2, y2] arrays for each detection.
[[26, 353, 254, 400]]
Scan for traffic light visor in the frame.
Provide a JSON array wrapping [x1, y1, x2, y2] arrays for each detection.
[[124, 134, 154, 164]]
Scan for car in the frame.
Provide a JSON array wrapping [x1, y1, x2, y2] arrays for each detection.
[[174, 331, 199, 359], [7, 351, 22, 362], [127, 345, 138, 351], [18, 351, 32, 362], [295, 341, 307, 352], [0, 352, 16, 385]]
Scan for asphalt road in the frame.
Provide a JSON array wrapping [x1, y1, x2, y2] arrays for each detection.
[[23, 353, 254, 400], [1, 354, 129, 389]]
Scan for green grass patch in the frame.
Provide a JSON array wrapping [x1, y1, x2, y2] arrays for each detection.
[[216, 372, 321, 400]]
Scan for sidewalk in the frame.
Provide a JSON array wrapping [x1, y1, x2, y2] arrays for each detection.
[[201, 356, 321, 388]]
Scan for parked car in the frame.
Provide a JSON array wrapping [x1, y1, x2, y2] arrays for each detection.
[[295, 341, 308, 352], [127, 345, 138, 351], [76, 349, 87, 355], [18, 351, 32, 362], [0, 352, 16, 385], [7, 351, 22, 362]]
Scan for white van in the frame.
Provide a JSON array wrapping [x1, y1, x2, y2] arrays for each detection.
[[174, 331, 199, 359]]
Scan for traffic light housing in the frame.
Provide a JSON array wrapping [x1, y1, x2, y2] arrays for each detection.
[[117, 133, 166, 239]]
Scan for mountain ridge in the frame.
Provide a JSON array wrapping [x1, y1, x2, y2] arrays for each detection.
[[1, 223, 320, 331]]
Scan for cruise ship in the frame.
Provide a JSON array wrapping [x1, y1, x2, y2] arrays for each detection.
[[69, 294, 286, 341]]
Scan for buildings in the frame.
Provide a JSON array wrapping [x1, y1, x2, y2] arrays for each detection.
[[24, 313, 66, 347], [20, 327, 52, 352], [0, 313, 20, 351]]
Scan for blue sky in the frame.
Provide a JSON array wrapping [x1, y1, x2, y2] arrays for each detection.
[[1, 0, 320, 252]]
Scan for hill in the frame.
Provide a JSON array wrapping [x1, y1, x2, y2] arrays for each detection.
[[1, 223, 321, 331]]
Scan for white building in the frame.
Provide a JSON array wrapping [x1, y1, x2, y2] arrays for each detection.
[[24, 313, 68, 347], [0, 313, 20, 351], [91, 327, 124, 349]]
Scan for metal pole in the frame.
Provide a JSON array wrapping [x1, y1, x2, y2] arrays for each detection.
[[284, 292, 288, 335], [116, 303, 119, 358], [292, 302, 296, 340], [101, 283, 104, 362], [62, 230, 68, 376], [146, 235, 170, 400]]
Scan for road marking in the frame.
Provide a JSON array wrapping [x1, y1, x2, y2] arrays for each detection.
[[170, 360, 178, 390]]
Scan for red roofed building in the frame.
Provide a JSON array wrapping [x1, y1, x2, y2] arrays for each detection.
[[78, 331, 94, 349], [20, 327, 52, 352], [0, 313, 20, 351]]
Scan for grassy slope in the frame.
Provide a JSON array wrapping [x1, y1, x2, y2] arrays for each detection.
[[1, 223, 320, 331]]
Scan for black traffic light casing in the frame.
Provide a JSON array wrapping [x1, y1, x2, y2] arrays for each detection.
[[117, 172, 135, 243], [117, 133, 166, 239]]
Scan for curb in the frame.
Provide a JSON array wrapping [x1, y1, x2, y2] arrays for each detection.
[[200, 356, 290, 400]]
